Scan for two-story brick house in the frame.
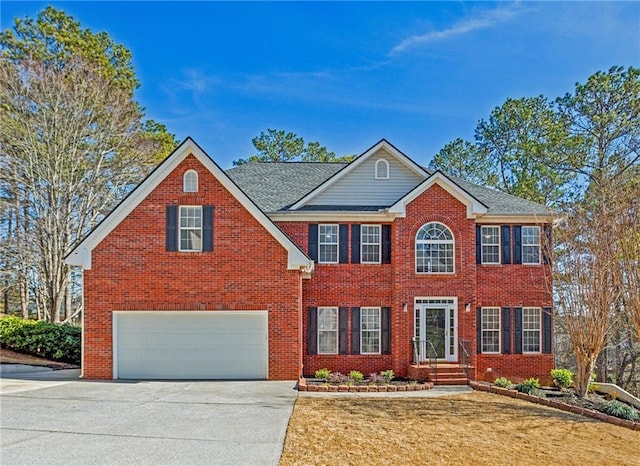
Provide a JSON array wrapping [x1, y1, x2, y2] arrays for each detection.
[[67, 137, 554, 384]]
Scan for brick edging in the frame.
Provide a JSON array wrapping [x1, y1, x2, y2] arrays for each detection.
[[297, 378, 434, 393], [469, 381, 640, 432]]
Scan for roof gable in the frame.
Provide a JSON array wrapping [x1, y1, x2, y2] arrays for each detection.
[[65, 138, 313, 271], [289, 139, 428, 210]]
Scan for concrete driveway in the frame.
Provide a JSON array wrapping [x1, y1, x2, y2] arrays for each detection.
[[1, 367, 298, 466]]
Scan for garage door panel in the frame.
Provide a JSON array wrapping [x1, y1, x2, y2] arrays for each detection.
[[115, 312, 268, 380]]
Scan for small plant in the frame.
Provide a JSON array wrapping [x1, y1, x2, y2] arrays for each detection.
[[348, 370, 364, 382], [494, 377, 512, 388], [368, 372, 385, 384], [598, 400, 640, 422], [516, 378, 541, 396], [381, 370, 395, 383], [315, 368, 330, 381], [550, 368, 574, 389], [328, 371, 348, 384]]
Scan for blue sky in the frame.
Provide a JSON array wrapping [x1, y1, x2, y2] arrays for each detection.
[[2, 1, 639, 168]]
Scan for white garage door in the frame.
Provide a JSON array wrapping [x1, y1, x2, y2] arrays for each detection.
[[114, 311, 268, 380]]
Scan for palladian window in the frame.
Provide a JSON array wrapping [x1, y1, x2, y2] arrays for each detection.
[[415, 222, 454, 273]]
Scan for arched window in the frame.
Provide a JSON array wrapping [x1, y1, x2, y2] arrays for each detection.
[[415, 222, 454, 273], [375, 159, 389, 179], [183, 170, 198, 192]]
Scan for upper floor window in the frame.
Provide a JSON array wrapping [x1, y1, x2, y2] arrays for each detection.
[[183, 170, 198, 192], [481, 226, 500, 264], [522, 226, 540, 265], [318, 224, 339, 263], [375, 159, 389, 179], [179, 206, 202, 251], [522, 307, 541, 353], [416, 222, 454, 273], [317, 307, 338, 354], [481, 307, 500, 353], [361, 225, 381, 264]]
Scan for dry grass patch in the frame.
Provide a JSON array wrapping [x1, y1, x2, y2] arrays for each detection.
[[280, 391, 639, 465]]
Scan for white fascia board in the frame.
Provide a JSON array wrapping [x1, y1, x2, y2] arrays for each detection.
[[477, 214, 556, 224], [289, 139, 428, 210], [269, 211, 399, 223], [65, 138, 314, 272], [388, 172, 488, 219]]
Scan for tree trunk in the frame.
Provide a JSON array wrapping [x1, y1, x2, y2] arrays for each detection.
[[575, 356, 596, 398]]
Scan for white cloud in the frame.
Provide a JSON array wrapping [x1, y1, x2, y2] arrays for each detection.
[[390, 3, 522, 55]]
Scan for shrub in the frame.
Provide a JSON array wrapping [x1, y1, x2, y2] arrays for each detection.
[[494, 377, 512, 388], [381, 370, 395, 383], [348, 370, 364, 382], [598, 400, 640, 421], [551, 368, 574, 389], [516, 378, 542, 396], [0, 316, 80, 364], [328, 371, 348, 384], [315, 368, 330, 380]]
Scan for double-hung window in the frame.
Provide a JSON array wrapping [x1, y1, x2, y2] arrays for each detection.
[[481, 226, 500, 264], [318, 224, 338, 263], [179, 206, 202, 251], [481, 307, 500, 353], [522, 307, 541, 353], [522, 226, 540, 265], [317, 307, 338, 354], [361, 225, 381, 264], [360, 307, 381, 354]]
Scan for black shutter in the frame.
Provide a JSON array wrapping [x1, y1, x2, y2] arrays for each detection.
[[475, 225, 482, 264], [514, 307, 523, 354], [542, 225, 552, 265], [202, 205, 214, 252], [476, 307, 482, 354], [308, 224, 318, 262], [339, 225, 349, 264], [543, 307, 553, 354], [339, 307, 348, 354], [501, 226, 511, 264], [513, 226, 522, 264], [502, 307, 511, 354], [381, 307, 391, 354], [351, 225, 361, 264], [307, 307, 317, 355], [351, 307, 361, 354], [166, 206, 178, 251], [382, 225, 392, 264]]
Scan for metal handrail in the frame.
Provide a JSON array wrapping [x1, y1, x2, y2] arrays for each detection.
[[426, 340, 438, 385], [459, 339, 472, 378], [411, 337, 439, 385]]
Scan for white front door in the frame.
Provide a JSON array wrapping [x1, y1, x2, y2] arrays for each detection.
[[414, 298, 457, 362]]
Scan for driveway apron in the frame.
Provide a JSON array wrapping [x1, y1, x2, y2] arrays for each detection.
[[1, 371, 298, 466]]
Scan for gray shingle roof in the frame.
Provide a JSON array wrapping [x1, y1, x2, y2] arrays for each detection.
[[226, 162, 552, 216]]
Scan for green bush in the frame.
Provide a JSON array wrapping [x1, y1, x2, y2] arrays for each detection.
[[0, 316, 80, 364], [314, 368, 330, 380], [381, 369, 395, 383], [598, 400, 640, 421], [494, 377, 512, 388], [516, 378, 542, 396], [550, 368, 574, 389], [348, 370, 364, 382]]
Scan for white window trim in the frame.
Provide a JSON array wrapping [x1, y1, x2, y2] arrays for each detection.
[[179, 205, 203, 252], [183, 170, 198, 193], [374, 159, 390, 180], [415, 222, 455, 274], [522, 226, 541, 265], [317, 307, 338, 355], [318, 224, 339, 264], [522, 307, 542, 354], [361, 224, 381, 264], [360, 307, 381, 355], [481, 226, 500, 265], [481, 307, 501, 354]]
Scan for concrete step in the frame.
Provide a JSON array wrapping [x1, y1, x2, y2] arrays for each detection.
[[432, 377, 469, 385]]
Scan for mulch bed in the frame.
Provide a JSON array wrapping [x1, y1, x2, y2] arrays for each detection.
[[0, 347, 78, 370], [299, 377, 434, 392]]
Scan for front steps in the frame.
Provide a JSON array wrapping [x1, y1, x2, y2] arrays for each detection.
[[408, 363, 471, 385]]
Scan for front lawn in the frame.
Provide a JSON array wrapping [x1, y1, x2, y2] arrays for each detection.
[[280, 391, 639, 465]]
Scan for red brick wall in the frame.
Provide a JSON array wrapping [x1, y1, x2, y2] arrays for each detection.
[[83, 154, 303, 380]]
